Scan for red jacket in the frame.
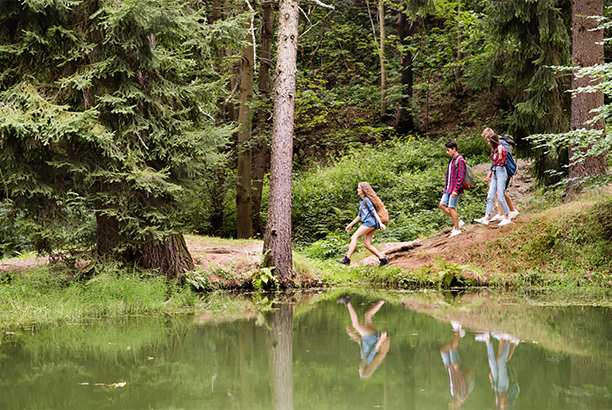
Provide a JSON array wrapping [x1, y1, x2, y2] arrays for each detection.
[[444, 155, 466, 195]]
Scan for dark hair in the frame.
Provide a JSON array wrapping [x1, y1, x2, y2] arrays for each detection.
[[488, 134, 500, 149], [445, 140, 458, 150]]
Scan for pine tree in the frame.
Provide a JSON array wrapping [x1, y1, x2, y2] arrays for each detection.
[[0, 0, 245, 277]]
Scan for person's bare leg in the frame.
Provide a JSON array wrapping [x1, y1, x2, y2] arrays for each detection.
[[497, 339, 506, 363], [507, 343, 516, 362], [346, 301, 361, 328], [364, 300, 385, 327], [346, 225, 371, 258], [495, 193, 516, 215], [440, 203, 460, 229], [505, 193, 516, 212], [363, 229, 383, 259], [346, 300, 375, 336]]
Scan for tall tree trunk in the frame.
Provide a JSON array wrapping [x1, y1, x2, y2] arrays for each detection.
[[95, 210, 121, 258], [141, 234, 194, 280], [236, 16, 255, 239], [263, 0, 299, 284], [397, 13, 415, 135], [267, 303, 294, 410], [454, 3, 463, 96], [379, 0, 387, 119], [252, 0, 274, 236], [566, 0, 607, 199]]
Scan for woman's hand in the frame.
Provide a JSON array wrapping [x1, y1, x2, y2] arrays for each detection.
[[487, 171, 493, 181], [345, 224, 353, 232], [380, 222, 386, 231]]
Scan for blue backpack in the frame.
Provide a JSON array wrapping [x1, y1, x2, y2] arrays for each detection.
[[500, 140, 517, 177]]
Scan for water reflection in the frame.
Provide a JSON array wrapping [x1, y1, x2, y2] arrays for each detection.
[[440, 321, 474, 409], [1, 291, 612, 409], [337, 296, 390, 379], [476, 331, 520, 409]]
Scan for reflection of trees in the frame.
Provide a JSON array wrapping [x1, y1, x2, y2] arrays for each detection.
[[267, 302, 294, 410]]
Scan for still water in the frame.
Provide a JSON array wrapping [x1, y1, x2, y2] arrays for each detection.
[[1, 291, 612, 409]]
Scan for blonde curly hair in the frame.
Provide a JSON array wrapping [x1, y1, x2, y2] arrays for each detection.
[[358, 182, 384, 212]]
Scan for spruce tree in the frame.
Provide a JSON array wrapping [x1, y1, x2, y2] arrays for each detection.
[[0, 0, 245, 277], [481, 0, 572, 184]]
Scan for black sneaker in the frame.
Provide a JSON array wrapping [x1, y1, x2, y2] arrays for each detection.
[[336, 295, 351, 305], [379, 257, 389, 267], [336, 256, 350, 265]]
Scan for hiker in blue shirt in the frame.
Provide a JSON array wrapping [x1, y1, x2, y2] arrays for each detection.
[[336, 182, 389, 267], [337, 296, 390, 379]]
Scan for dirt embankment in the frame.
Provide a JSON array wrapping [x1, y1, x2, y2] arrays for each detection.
[[361, 158, 534, 276]]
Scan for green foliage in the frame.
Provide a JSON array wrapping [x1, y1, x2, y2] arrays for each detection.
[[0, 200, 33, 258], [292, 136, 488, 245], [249, 266, 279, 291], [301, 231, 350, 260], [184, 269, 213, 292], [0, 0, 245, 262]]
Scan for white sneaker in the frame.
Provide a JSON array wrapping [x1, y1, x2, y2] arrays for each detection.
[[458, 220, 465, 228], [449, 229, 461, 238], [489, 214, 504, 222], [509, 210, 519, 219], [499, 218, 512, 227], [475, 332, 490, 342], [451, 321, 465, 338], [474, 217, 489, 225]]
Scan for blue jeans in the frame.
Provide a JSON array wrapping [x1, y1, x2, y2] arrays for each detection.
[[486, 166, 509, 216], [487, 341, 510, 393]]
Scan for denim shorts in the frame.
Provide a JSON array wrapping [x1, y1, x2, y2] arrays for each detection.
[[440, 192, 459, 209]]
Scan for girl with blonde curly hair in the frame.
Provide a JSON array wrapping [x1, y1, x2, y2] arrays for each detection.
[[336, 182, 389, 267]]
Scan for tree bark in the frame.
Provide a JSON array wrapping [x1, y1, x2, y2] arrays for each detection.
[[141, 234, 194, 280], [454, 3, 463, 96], [252, 0, 274, 236], [267, 303, 294, 410], [236, 16, 255, 239], [566, 0, 607, 199], [379, 0, 387, 119], [263, 0, 299, 284], [397, 13, 415, 135]]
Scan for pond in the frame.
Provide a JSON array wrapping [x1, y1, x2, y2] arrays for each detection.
[[1, 290, 612, 409]]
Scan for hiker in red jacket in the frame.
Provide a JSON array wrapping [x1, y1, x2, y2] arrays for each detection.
[[439, 140, 466, 237]]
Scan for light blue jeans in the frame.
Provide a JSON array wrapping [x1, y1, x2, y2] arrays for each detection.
[[486, 166, 509, 216], [487, 341, 510, 393]]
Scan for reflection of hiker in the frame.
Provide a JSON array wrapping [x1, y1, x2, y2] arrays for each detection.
[[439, 140, 466, 238], [441, 321, 475, 409], [480, 128, 519, 222], [474, 133, 512, 227], [475, 332, 520, 409], [336, 182, 388, 267], [337, 296, 390, 379]]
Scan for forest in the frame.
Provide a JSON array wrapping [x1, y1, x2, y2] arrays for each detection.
[[0, 0, 611, 286]]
